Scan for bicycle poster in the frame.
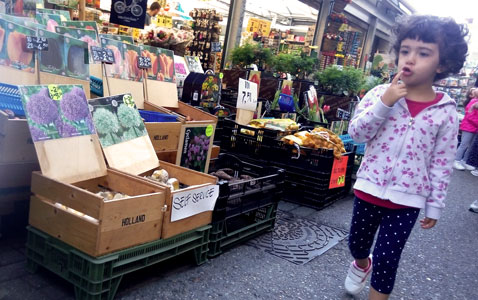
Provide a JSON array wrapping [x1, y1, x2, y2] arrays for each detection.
[[109, 0, 147, 29]]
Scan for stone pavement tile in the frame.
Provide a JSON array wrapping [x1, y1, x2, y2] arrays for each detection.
[[37, 283, 74, 300], [289, 205, 318, 218], [0, 278, 40, 300], [0, 262, 29, 283], [22, 272, 54, 290], [277, 201, 299, 212], [0, 248, 25, 266]]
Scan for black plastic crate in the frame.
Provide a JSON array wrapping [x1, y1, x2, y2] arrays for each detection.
[[221, 118, 295, 156], [209, 153, 285, 223], [208, 202, 278, 257]]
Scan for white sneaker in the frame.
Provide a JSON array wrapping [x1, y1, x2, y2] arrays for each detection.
[[344, 255, 372, 295], [470, 200, 478, 213], [464, 163, 477, 171], [472, 170, 478, 177], [453, 160, 465, 170]]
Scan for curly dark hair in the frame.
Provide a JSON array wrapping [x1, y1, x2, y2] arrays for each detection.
[[391, 15, 469, 81]]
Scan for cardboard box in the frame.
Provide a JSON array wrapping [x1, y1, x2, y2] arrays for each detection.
[[0, 111, 38, 163]]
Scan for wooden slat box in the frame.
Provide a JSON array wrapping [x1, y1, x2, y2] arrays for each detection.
[[137, 160, 217, 239], [29, 168, 166, 257]]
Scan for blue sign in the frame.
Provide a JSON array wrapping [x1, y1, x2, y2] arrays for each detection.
[[110, 0, 147, 29]]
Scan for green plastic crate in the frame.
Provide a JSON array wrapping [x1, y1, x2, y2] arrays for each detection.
[[208, 202, 278, 258], [26, 225, 211, 300]]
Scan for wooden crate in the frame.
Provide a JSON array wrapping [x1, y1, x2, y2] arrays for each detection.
[[0, 111, 38, 163], [138, 160, 217, 239], [29, 168, 166, 257], [143, 101, 217, 153]]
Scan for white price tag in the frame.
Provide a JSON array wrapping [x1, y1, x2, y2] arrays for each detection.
[[170, 185, 219, 222], [236, 78, 258, 111]]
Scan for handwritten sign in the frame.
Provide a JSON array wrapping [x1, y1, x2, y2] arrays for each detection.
[[90, 46, 115, 64], [236, 78, 258, 111], [137, 56, 152, 69], [48, 85, 63, 101], [336, 108, 351, 120], [155, 15, 173, 28], [170, 185, 219, 222], [246, 17, 271, 36], [26, 36, 49, 51], [329, 155, 349, 189]]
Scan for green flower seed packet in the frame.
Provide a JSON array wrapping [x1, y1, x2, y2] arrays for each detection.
[[88, 94, 147, 147]]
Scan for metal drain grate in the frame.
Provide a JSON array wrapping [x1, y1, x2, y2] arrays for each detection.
[[247, 210, 348, 265]]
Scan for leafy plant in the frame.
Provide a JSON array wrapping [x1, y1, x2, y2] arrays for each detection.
[[230, 44, 273, 69], [230, 44, 256, 68], [272, 53, 318, 79], [359, 76, 384, 97], [315, 66, 365, 96]]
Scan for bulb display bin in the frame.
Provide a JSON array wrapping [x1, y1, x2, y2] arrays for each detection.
[[136, 160, 218, 239], [26, 224, 211, 300], [29, 169, 167, 257]]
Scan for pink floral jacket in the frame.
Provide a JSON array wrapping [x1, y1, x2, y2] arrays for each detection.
[[349, 84, 458, 219]]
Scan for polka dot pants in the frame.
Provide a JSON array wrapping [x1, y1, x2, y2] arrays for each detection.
[[348, 197, 420, 294]]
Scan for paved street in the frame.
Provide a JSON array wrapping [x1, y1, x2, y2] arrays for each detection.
[[1, 169, 477, 300]]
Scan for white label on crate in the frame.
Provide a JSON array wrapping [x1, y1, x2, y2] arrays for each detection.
[[236, 78, 258, 111], [170, 185, 219, 222]]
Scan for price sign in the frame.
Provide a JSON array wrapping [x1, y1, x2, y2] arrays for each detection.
[[48, 85, 63, 101], [26, 36, 49, 51], [236, 78, 258, 111], [137, 56, 152, 69], [170, 185, 219, 222], [211, 42, 221, 53], [90, 46, 115, 64], [336, 108, 351, 120], [155, 15, 173, 28], [329, 155, 349, 189]]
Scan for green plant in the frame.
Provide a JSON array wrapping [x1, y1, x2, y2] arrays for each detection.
[[230, 44, 273, 69], [360, 76, 384, 95], [315, 66, 345, 95], [230, 44, 256, 68], [315, 66, 365, 96], [341, 67, 365, 96], [272, 53, 318, 78]]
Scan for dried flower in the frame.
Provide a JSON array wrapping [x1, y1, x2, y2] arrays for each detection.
[[61, 87, 90, 122], [26, 88, 59, 125]]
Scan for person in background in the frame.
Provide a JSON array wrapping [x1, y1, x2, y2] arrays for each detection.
[[145, 2, 161, 27], [453, 88, 478, 170], [344, 15, 468, 300]]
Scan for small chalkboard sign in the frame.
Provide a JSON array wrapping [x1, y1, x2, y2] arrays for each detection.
[[336, 108, 351, 120], [26, 36, 49, 51], [90, 46, 115, 64], [137, 56, 152, 69]]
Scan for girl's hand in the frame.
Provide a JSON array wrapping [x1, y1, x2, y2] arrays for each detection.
[[420, 217, 437, 229], [381, 71, 407, 107]]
